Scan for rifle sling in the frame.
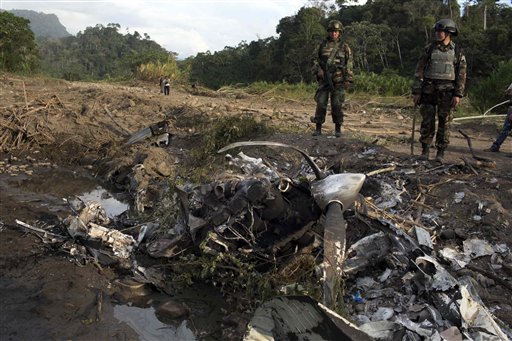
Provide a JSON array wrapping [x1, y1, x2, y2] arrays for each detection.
[[326, 42, 340, 68]]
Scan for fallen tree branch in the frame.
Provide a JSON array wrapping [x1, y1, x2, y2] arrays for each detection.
[[458, 130, 496, 167], [366, 165, 396, 177], [410, 199, 433, 210], [419, 178, 454, 192], [461, 157, 479, 176], [22, 81, 29, 110], [364, 199, 435, 232], [104, 105, 131, 136]]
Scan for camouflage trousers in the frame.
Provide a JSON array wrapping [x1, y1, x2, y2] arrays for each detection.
[[312, 85, 345, 125], [419, 90, 454, 150]]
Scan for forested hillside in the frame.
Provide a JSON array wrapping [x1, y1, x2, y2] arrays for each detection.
[[37, 23, 176, 80], [7, 9, 70, 39], [2, 1, 511, 93]]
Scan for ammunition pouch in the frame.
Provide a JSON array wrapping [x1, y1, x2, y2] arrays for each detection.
[[436, 82, 454, 92], [332, 69, 344, 84], [422, 80, 454, 95], [421, 81, 435, 95]]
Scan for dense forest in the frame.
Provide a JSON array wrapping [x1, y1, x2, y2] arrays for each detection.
[[185, 0, 512, 88], [37, 23, 175, 80], [1, 0, 511, 95]]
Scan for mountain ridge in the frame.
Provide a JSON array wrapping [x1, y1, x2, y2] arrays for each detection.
[[7, 9, 71, 39]]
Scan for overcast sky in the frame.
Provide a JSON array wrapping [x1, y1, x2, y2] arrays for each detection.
[[1, 0, 319, 58], [2, 0, 510, 59]]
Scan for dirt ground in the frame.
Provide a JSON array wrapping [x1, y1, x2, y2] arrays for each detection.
[[1, 73, 511, 340]]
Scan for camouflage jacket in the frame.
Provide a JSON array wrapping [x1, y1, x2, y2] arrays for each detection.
[[311, 37, 354, 84], [412, 41, 467, 97]]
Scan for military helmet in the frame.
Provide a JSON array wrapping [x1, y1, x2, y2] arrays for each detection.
[[327, 20, 342, 32], [433, 18, 458, 36]]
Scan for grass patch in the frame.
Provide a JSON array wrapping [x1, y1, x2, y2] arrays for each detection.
[[227, 71, 411, 102], [190, 114, 273, 165], [352, 70, 411, 97], [468, 59, 512, 114], [244, 81, 316, 100]]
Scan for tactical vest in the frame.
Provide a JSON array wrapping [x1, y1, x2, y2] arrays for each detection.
[[319, 40, 345, 68], [424, 47, 456, 81]]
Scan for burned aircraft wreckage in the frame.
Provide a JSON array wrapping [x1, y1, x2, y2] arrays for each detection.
[[16, 128, 512, 340]]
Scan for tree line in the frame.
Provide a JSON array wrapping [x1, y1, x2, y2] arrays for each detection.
[[1, 11, 175, 80], [1, 0, 511, 91], [186, 0, 511, 89]]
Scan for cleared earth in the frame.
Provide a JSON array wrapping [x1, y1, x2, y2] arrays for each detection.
[[1, 74, 511, 340]]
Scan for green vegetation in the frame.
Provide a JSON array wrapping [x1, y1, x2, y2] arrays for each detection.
[[244, 81, 316, 100], [188, 1, 511, 94], [169, 247, 323, 311], [468, 59, 512, 113], [352, 71, 411, 96], [2, 1, 511, 110], [0, 11, 40, 73], [191, 115, 273, 164], [37, 23, 176, 80], [220, 71, 410, 100]]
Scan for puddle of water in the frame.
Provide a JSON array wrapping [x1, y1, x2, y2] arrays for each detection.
[[112, 281, 228, 340], [78, 186, 129, 218], [113, 305, 196, 341]]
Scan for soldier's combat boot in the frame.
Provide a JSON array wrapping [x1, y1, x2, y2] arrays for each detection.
[[335, 124, 342, 138], [489, 144, 499, 152], [312, 123, 322, 136], [435, 148, 445, 162], [419, 143, 430, 160]]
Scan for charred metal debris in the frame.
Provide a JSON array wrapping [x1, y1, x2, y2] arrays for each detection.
[[13, 140, 512, 340]]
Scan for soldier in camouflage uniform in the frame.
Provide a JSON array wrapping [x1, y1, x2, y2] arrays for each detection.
[[412, 18, 467, 162], [311, 20, 354, 138]]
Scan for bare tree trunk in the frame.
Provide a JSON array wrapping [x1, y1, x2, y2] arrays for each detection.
[[483, 5, 487, 30], [396, 38, 404, 69]]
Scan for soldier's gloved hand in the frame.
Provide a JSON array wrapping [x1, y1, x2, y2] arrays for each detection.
[[316, 70, 324, 82], [451, 96, 461, 108], [342, 81, 351, 90], [413, 94, 421, 106]]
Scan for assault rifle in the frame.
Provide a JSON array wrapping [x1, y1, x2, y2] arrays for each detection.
[[322, 63, 337, 91], [314, 65, 336, 102], [316, 63, 337, 94]]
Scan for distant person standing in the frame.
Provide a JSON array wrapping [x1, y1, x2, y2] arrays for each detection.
[[412, 18, 467, 162], [310, 20, 353, 138], [191, 81, 198, 94], [163, 77, 171, 96], [488, 82, 512, 152], [159, 75, 165, 93]]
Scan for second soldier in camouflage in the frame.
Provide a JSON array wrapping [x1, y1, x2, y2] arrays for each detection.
[[311, 20, 354, 138], [412, 18, 467, 162]]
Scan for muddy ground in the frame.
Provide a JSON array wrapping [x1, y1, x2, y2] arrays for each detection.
[[1, 73, 511, 340]]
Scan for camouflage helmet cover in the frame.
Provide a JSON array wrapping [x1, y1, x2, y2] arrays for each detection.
[[327, 20, 342, 32], [433, 18, 458, 36]]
